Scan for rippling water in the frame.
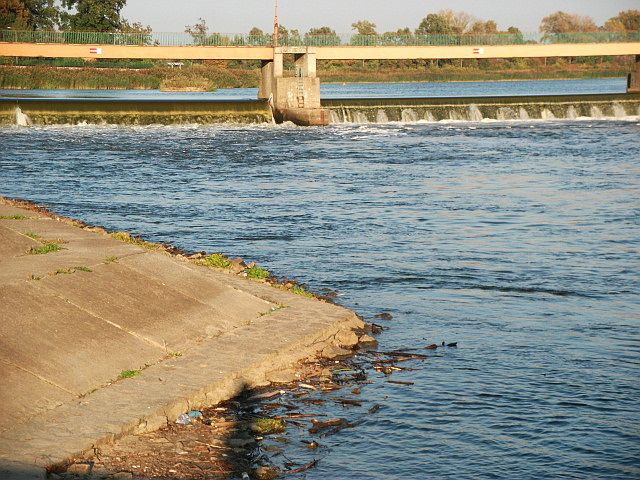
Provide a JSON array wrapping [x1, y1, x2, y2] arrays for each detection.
[[1, 81, 639, 479]]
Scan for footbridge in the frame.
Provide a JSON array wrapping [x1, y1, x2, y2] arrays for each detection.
[[1, 30, 639, 125]]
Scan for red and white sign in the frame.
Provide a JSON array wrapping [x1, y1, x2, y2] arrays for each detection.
[[473, 47, 485, 55], [89, 47, 103, 55]]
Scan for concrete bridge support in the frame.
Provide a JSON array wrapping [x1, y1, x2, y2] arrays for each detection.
[[628, 55, 640, 93], [258, 47, 329, 126]]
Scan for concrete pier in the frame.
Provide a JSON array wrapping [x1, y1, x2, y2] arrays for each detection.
[[0, 198, 363, 479], [258, 47, 330, 126]]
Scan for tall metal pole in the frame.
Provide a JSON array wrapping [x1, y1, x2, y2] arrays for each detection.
[[273, 0, 279, 48]]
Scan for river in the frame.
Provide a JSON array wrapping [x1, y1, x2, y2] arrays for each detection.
[[1, 78, 639, 479]]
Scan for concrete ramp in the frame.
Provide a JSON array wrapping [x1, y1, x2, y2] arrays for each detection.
[[0, 199, 362, 478]]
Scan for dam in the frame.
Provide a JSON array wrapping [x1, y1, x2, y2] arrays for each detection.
[[2, 30, 640, 125], [2, 90, 639, 126]]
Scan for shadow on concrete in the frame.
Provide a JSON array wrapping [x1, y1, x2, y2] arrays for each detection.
[[0, 461, 47, 480], [51, 383, 265, 479]]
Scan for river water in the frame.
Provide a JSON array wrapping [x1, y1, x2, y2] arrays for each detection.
[[1, 79, 639, 479]]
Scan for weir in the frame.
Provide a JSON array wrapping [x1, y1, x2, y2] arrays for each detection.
[[2, 33, 640, 125], [323, 93, 640, 123], [0, 98, 272, 125], [2, 93, 639, 126]]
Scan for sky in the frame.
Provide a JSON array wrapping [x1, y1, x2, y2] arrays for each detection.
[[121, 0, 640, 34]]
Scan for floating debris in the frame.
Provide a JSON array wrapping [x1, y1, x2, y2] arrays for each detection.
[[251, 418, 287, 435]]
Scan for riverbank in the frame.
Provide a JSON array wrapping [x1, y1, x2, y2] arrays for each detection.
[[0, 197, 369, 480], [0, 62, 631, 90]]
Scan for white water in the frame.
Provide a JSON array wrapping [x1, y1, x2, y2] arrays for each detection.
[[327, 102, 640, 124], [15, 107, 32, 127], [468, 105, 484, 122], [566, 106, 578, 119], [401, 109, 419, 122], [612, 103, 627, 117], [590, 106, 604, 118], [376, 109, 389, 123]]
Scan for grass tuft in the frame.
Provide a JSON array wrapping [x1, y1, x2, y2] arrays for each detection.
[[110, 231, 157, 250], [0, 214, 28, 220], [118, 370, 141, 380], [104, 255, 118, 264], [24, 231, 41, 239], [291, 285, 315, 298], [197, 253, 231, 269], [51, 268, 74, 276], [74, 266, 93, 272], [246, 266, 270, 280], [28, 243, 61, 255]]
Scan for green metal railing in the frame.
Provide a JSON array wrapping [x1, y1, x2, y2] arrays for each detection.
[[1, 29, 639, 47]]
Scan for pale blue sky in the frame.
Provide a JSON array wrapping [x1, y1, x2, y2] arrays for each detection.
[[122, 0, 640, 34]]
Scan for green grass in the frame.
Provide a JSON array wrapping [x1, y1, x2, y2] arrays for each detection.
[[0, 214, 28, 220], [24, 231, 41, 240], [118, 369, 141, 380], [110, 231, 157, 249], [197, 253, 231, 269], [28, 243, 61, 255], [104, 255, 118, 264], [49, 266, 92, 276], [291, 285, 315, 298], [246, 266, 270, 280]]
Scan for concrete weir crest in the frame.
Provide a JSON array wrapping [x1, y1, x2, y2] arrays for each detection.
[[258, 47, 330, 126]]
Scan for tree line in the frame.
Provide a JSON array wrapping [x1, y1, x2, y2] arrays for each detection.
[[2, 2, 638, 39], [0, 0, 150, 33]]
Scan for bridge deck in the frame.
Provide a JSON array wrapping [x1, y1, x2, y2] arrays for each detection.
[[1, 42, 639, 61]]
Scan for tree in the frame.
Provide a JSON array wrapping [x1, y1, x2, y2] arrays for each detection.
[[415, 13, 453, 35], [0, 0, 59, 29], [61, 0, 126, 32], [470, 20, 498, 34], [305, 26, 340, 46], [415, 10, 474, 35], [185, 17, 207, 37], [381, 27, 413, 46], [539, 11, 597, 33], [0, 0, 30, 29], [603, 18, 626, 32], [119, 19, 151, 34], [352, 19, 377, 36], [306, 26, 336, 36], [249, 26, 264, 36], [118, 18, 152, 44], [605, 10, 640, 31], [185, 17, 208, 44]]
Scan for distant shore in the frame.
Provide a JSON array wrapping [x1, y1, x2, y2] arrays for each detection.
[[0, 63, 631, 91]]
